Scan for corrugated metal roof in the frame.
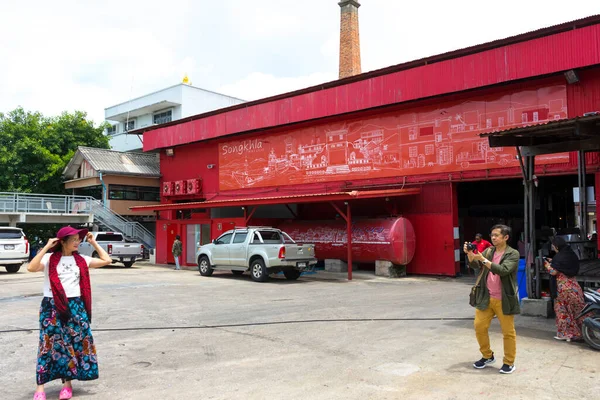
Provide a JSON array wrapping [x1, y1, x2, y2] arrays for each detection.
[[63, 146, 160, 178], [130, 188, 421, 212], [482, 113, 600, 137], [481, 113, 600, 151]]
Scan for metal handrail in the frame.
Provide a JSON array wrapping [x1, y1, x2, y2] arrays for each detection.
[[0, 192, 155, 248], [0, 192, 94, 213], [88, 200, 155, 248]]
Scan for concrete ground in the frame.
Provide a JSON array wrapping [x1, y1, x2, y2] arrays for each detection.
[[1, 263, 598, 400]]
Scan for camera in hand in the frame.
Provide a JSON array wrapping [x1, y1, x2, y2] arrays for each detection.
[[466, 243, 477, 252]]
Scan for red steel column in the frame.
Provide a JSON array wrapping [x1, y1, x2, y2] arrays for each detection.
[[347, 202, 352, 281]]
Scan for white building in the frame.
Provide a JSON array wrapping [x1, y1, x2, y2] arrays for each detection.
[[105, 81, 245, 152]]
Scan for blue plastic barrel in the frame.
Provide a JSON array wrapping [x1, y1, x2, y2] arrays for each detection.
[[517, 258, 528, 302]]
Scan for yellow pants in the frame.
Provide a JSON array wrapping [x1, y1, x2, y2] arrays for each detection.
[[474, 297, 517, 365]]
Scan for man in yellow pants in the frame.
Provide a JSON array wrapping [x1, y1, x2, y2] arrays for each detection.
[[464, 224, 520, 374]]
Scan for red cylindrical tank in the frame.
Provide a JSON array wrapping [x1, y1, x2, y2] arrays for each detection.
[[279, 217, 415, 265]]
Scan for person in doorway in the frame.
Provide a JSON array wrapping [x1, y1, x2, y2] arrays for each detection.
[[472, 233, 493, 253], [544, 237, 585, 342], [464, 224, 520, 374], [467, 233, 493, 275], [172, 235, 182, 270], [27, 226, 112, 400]]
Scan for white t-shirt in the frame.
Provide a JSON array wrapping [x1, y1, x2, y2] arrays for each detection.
[[41, 253, 93, 298]]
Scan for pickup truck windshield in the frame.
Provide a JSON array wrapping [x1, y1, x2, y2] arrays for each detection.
[[258, 230, 282, 244], [95, 233, 124, 241]]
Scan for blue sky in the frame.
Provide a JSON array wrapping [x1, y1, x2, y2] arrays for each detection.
[[1, 0, 598, 123]]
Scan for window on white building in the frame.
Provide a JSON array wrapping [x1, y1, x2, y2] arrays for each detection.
[[106, 125, 117, 135], [124, 119, 135, 131], [153, 110, 172, 125]]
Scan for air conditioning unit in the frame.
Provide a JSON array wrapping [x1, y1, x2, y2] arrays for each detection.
[[162, 181, 174, 197], [186, 178, 202, 195], [174, 180, 187, 195]]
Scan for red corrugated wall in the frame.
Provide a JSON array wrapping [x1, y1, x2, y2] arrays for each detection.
[[538, 68, 600, 173], [569, 68, 600, 166], [567, 68, 600, 117], [158, 70, 600, 201], [157, 77, 571, 200]]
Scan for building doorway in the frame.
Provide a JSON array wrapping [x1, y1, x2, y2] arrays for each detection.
[[457, 174, 596, 273], [186, 223, 211, 264]]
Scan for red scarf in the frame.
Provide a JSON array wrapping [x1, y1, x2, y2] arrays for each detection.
[[49, 251, 92, 323]]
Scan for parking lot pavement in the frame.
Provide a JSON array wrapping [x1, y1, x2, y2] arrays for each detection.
[[1, 264, 598, 400]]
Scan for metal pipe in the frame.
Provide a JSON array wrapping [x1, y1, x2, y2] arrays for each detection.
[[529, 156, 538, 298], [578, 150, 587, 239], [516, 147, 527, 181], [523, 155, 531, 299], [99, 172, 107, 207], [536, 249, 542, 299], [346, 202, 352, 281], [328, 201, 353, 281]]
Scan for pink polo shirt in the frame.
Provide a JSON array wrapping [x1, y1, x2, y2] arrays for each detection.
[[487, 250, 504, 300]]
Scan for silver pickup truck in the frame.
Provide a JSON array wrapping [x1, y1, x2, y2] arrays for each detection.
[[196, 227, 317, 282], [78, 232, 144, 268]]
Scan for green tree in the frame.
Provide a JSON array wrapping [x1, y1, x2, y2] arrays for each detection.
[[0, 107, 109, 194]]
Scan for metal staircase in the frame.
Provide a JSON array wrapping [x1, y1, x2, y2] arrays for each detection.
[[87, 199, 155, 248], [0, 192, 155, 248]]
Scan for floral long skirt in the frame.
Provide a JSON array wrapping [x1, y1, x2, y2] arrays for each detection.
[[554, 274, 586, 340], [36, 297, 99, 385]]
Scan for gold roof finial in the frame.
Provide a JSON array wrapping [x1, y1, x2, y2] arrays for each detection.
[[182, 74, 191, 85]]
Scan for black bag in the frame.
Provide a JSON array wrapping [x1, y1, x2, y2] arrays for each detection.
[[469, 250, 488, 307], [469, 271, 483, 307]]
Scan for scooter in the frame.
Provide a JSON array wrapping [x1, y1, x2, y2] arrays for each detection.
[[577, 288, 600, 350]]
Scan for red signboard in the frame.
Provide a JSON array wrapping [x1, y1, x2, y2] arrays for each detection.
[[219, 85, 569, 190]]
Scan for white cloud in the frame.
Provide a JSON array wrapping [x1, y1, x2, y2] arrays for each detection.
[[225, 0, 337, 39], [218, 71, 337, 101], [0, 0, 198, 123]]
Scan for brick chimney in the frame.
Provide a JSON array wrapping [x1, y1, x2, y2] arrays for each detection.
[[338, 0, 362, 79]]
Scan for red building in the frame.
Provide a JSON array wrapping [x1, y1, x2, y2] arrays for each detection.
[[132, 16, 600, 277]]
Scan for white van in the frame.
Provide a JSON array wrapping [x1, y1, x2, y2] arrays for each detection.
[[0, 227, 29, 273]]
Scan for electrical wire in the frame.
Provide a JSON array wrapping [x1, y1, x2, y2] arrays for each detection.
[[0, 317, 473, 335]]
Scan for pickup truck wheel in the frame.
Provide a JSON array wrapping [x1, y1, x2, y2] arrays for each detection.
[[250, 259, 268, 282], [231, 270, 244, 276], [123, 261, 134, 268], [198, 256, 213, 276], [283, 269, 301, 280], [5, 265, 21, 273]]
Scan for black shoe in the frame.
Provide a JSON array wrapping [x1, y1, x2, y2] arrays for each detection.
[[499, 364, 516, 374], [473, 354, 495, 369]]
